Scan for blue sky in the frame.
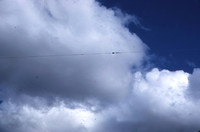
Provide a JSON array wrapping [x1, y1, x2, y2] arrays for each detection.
[[1, 0, 200, 132], [100, 0, 200, 72]]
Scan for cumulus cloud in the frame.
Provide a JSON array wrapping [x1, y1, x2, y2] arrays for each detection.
[[187, 68, 200, 100], [0, 0, 145, 103], [0, 102, 96, 132], [92, 69, 200, 132], [1, 69, 200, 132], [0, 0, 200, 132]]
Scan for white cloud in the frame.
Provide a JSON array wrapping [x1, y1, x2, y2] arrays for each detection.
[[0, 0, 200, 132], [0, 0, 145, 102], [187, 68, 200, 100], [0, 102, 96, 132], [91, 69, 200, 132], [2, 68, 200, 132]]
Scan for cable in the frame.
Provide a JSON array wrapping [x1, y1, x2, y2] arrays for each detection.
[[1, 48, 199, 59], [0, 51, 144, 59]]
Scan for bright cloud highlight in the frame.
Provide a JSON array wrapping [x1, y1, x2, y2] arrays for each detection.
[[0, 0, 200, 132]]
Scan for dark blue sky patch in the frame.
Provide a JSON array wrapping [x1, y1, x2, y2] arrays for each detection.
[[99, 0, 200, 73]]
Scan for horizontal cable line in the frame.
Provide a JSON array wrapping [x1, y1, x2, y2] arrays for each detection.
[[1, 48, 199, 59], [0, 51, 144, 59]]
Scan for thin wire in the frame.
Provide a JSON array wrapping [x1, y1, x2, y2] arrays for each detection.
[[0, 49, 199, 59], [0, 51, 144, 59]]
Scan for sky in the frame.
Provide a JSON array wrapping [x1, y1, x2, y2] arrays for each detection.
[[100, 0, 200, 73], [0, 0, 200, 132]]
